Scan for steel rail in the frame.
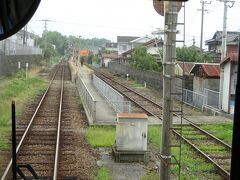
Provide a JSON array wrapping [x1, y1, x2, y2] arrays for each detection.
[[1, 68, 59, 180], [173, 130, 230, 179], [95, 72, 161, 107], [175, 114, 232, 149], [94, 69, 232, 178], [95, 72, 159, 118], [53, 66, 65, 180], [95, 71, 231, 149]]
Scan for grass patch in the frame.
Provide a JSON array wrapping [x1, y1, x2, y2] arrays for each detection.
[[147, 125, 221, 179], [200, 123, 233, 144], [94, 167, 111, 180], [148, 125, 162, 148], [0, 68, 47, 150], [141, 172, 159, 180], [0, 127, 11, 150], [86, 126, 115, 147], [86, 124, 226, 179]]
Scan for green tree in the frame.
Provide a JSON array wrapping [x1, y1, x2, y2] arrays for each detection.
[[176, 47, 213, 63], [130, 46, 160, 71], [43, 43, 57, 59], [36, 31, 111, 59], [42, 31, 67, 55]]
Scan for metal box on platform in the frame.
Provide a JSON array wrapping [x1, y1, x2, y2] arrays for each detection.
[[116, 113, 148, 151]]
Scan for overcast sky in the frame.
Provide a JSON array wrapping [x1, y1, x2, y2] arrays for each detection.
[[28, 0, 240, 48]]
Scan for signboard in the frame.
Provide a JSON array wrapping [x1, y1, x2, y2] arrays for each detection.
[[80, 49, 89, 56]]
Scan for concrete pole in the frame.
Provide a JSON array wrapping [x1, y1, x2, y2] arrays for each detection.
[[160, 2, 178, 180], [219, 0, 228, 111], [221, 0, 228, 60], [200, 1, 204, 51]]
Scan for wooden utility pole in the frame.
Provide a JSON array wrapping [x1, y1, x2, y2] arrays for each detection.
[[160, 1, 178, 180]]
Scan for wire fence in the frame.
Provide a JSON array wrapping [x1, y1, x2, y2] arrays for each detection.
[[177, 88, 220, 111], [204, 88, 220, 109]]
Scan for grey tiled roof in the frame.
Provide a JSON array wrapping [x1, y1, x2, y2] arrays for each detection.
[[205, 31, 239, 44], [117, 36, 140, 43]]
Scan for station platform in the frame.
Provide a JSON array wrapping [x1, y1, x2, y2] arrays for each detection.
[[77, 65, 116, 125], [72, 62, 232, 125]]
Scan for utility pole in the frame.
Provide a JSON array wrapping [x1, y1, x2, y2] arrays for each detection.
[[219, 0, 235, 59], [218, 0, 235, 110], [160, 2, 178, 180], [221, 0, 228, 60], [37, 19, 55, 51], [23, 25, 27, 45], [198, 1, 211, 52], [43, 19, 48, 51]]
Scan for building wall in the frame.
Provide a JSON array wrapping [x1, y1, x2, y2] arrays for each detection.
[[193, 76, 220, 93], [147, 47, 160, 56], [193, 76, 205, 94], [175, 64, 183, 76], [0, 54, 42, 75], [222, 62, 231, 112], [230, 63, 238, 94], [103, 58, 112, 67], [216, 44, 222, 54], [228, 45, 238, 54], [206, 78, 220, 91], [118, 43, 132, 55]]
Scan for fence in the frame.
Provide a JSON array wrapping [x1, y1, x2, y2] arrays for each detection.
[[177, 88, 220, 111], [0, 40, 42, 55], [109, 62, 163, 90], [181, 89, 206, 109], [108, 61, 220, 112], [204, 88, 220, 109], [76, 74, 97, 123], [93, 74, 131, 112]]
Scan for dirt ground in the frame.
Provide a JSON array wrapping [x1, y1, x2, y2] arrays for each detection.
[[61, 79, 98, 179]]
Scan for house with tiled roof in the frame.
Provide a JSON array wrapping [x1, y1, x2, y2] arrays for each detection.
[[101, 52, 119, 67], [117, 36, 140, 55], [190, 63, 220, 109], [205, 31, 239, 62], [219, 53, 238, 114], [175, 61, 195, 76], [206, 31, 239, 113], [105, 42, 118, 52], [190, 63, 220, 92], [121, 38, 163, 63], [117, 35, 154, 55]]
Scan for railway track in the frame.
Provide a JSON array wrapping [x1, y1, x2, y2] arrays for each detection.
[[1, 62, 77, 179], [94, 69, 231, 179]]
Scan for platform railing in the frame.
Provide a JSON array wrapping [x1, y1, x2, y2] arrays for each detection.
[[76, 73, 97, 122], [76, 73, 117, 123], [93, 75, 131, 112]]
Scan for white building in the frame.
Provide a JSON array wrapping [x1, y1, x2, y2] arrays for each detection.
[[220, 53, 238, 114], [0, 30, 42, 55], [117, 36, 152, 55]]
